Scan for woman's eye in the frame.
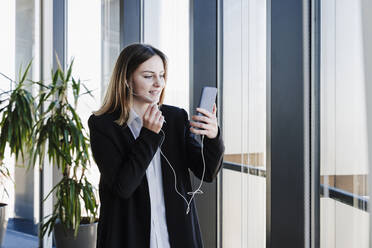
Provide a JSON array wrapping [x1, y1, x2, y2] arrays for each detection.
[[144, 75, 152, 79], [160, 75, 165, 78]]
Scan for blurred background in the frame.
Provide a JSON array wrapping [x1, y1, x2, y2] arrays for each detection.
[[0, 0, 371, 247]]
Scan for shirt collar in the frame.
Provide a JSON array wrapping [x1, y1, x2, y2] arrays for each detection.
[[127, 108, 142, 126]]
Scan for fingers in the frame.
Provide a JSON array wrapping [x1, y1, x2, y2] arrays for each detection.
[[148, 104, 158, 122], [190, 121, 212, 130], [143, 104, 152, 120], [144, 104, 157, 122], [191, 115, 214, 124], [190, 121, 218, 139], [191, 105, 218, 129], [158, 114, 164, 124], [189, 127, 208, 136], [153, 108, 162, 122], [152, 105, 163, 124], [196, 107, 215, 118], [190, 105, 218, 138], [191, 106, 217, 125], [212, 103, 217, 115], [142, 104, 164, 133]]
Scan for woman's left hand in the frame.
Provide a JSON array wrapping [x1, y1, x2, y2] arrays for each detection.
[[190, 103, 218, 139]]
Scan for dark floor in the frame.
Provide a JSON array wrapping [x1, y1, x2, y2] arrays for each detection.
[[2, 218, 52, 248], [3, 228, 38, 248]]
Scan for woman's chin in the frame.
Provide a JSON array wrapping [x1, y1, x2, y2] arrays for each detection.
[[148, 96, 160, 103], [133, 95, 157, 104]]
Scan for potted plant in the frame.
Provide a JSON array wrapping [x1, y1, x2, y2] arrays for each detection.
[[31, 59, 98, 248], [0, 61, 35, 246]]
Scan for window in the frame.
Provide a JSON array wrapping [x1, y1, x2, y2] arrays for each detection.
[[222, 0, 267, 247], [143, 0, 190, 111], [0, 0, 40, 246], [67, 0, 120, 215], [320, 0, 369, 247]]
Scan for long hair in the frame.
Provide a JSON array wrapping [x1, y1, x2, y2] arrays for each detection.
[[93, 43, 167, 125]]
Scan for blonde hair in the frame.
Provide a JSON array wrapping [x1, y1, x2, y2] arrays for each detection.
[[94, 43, 167, 125]]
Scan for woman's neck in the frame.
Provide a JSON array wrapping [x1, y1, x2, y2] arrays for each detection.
[[132, 99, 151, 119]]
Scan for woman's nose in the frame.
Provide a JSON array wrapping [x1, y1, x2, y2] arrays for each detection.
[[153, 76, 164, 87]]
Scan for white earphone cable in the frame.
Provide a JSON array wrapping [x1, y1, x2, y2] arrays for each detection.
[[127, 87, 207, 214], [159, 129, 206, 215]]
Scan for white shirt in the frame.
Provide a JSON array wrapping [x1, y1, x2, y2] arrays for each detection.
[[127, 109, 171, 248]]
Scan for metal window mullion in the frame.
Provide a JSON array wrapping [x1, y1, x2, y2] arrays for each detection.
[[216, 0, 224, 247], [268, 0, 309, 247], [39, 0, 62, 247], [360, 1, 372, 248], [310, 0, 321, 247], [303, 0, 311, 247], [190, 1, 218, 247], [120, 0, 142, 49]]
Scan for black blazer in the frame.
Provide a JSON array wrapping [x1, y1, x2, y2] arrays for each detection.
[[88, 104, 225, 248]]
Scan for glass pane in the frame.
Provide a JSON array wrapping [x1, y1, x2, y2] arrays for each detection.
[[320, 0, 369, 247], [101, 0, 121, 99], [222, 0, 267, 247], [67, 0, 120, 216], [0, 0, 40, 246], [143, 0, 190, 111]]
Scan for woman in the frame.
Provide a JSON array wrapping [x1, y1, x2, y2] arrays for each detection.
[[88, 43, 224, 248]]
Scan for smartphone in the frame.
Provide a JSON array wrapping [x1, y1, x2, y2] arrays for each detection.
[[197, 86, 217, 117]]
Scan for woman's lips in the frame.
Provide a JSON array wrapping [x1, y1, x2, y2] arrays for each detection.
[[149, 90, 160, 96]]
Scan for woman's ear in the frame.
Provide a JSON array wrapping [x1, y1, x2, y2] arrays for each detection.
[[125, 78, 132, 89], [127, 77, 134, 88]]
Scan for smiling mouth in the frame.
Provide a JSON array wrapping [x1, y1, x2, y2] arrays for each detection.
[[149, 90, 160, 96]]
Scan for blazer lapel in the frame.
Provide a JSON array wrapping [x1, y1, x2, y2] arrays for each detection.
[[110, 118, 135, 148], [106, 109, 136, 146], [120, 124, 135, 144], [158, 108, 173, 195], [158, 108, 189, 248]]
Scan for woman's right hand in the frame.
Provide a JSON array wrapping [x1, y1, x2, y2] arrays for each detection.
[[142, 104, 164, 134]]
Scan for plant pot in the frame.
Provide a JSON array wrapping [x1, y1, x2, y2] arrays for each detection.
[[0, 203, 8, 247], [54, 219, 97, 248]]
